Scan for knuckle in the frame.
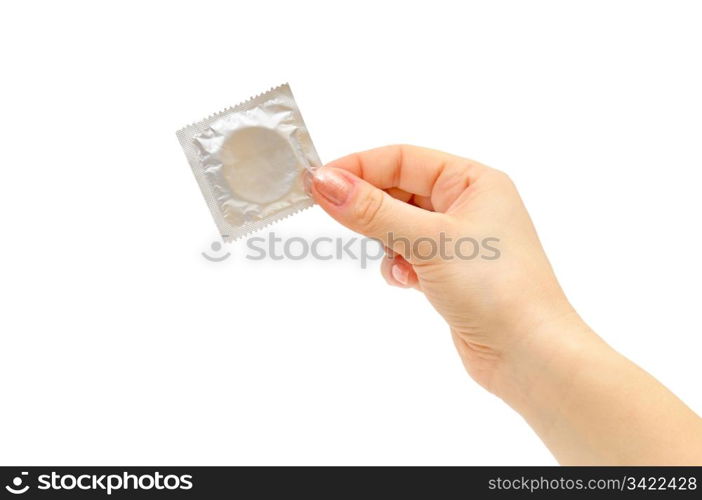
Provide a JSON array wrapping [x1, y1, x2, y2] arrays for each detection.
[[353, 189, 385, 233], [487, 168, 515, 189]]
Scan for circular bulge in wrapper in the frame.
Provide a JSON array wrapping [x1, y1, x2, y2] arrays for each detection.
[[219, 126, 298, 204]]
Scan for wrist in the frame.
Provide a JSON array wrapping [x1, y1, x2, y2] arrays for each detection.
[[489, 305, 604, 412]]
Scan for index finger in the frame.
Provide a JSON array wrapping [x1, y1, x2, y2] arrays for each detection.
[[325, 145, 486, 213]]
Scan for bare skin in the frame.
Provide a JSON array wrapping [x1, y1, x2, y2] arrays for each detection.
[[310, 145, 702, 465]]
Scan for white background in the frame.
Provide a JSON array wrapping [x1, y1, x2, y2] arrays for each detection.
[[1, 1, 701, 465]]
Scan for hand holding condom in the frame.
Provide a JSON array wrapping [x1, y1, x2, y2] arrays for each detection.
[[178, 87, 702, 465]]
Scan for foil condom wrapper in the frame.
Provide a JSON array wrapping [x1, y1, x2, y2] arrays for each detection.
[[176, 84, 322, 241]]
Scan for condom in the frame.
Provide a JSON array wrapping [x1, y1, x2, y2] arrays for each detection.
[[177, 84, 321, 241]]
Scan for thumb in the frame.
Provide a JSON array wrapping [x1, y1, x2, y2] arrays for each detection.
[[311, 167, 443, 257]]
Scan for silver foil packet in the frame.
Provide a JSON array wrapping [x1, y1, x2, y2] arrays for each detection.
[[177, 84, 321, 241]]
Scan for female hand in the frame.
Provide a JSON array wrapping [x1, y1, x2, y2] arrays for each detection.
[[311, 145, 702, 465], [311, 145, 573, 392]]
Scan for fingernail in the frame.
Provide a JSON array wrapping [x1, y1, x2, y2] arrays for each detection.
[[391, 263, 409, 286], [313, 169, 352, 206]]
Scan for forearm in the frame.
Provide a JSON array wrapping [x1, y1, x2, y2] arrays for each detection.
[[494, 314, 702, 465]]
